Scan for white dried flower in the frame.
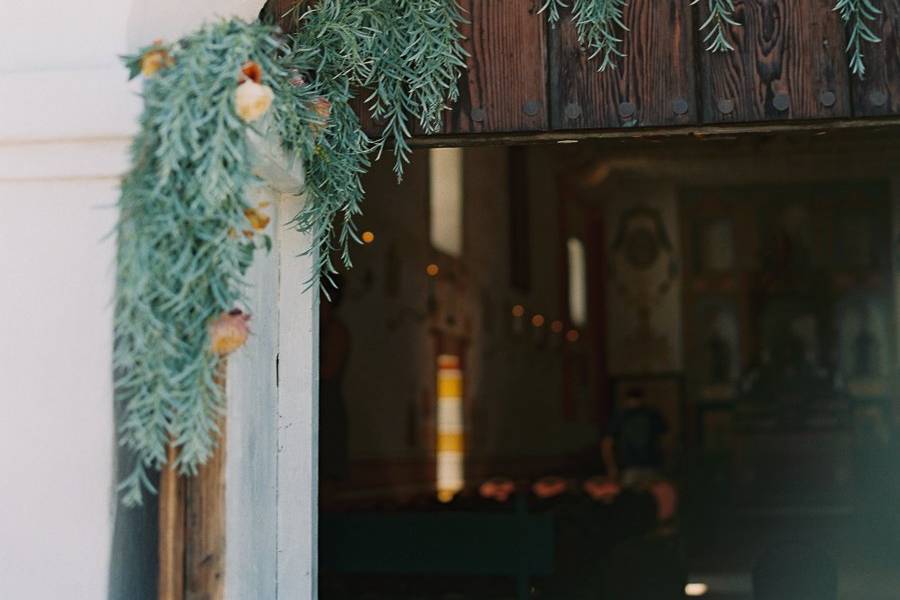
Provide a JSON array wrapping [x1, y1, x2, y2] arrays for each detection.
[[235, 80, 274, 123]]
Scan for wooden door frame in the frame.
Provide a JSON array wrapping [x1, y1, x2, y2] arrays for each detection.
[[147, 4, 900, 595], [156, 172, 318, 600], [225, 185, 319, 599]]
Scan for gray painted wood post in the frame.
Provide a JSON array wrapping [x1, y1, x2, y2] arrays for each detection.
[[225, 182, 318, 598], [277, 190, 320, 599]]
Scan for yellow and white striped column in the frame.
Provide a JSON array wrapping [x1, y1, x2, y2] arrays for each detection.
[[436, 354, 464, 502]]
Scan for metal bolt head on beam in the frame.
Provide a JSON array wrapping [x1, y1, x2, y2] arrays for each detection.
[[564, 103, 582, 120], [618, 101, 636, 118], [870, 90, 888, 107], [717, 98, 735, 115], [773, 93, 790, 112]]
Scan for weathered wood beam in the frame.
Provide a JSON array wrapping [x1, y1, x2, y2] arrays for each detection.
[[410, 116, 900, 148], [158, 423, 226, 600], [184, 419, 226, 600]]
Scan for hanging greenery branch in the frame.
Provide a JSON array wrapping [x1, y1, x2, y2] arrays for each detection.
[[281, 0, 466, 279], [115, 3, 464, 505], [539, 0, 629, 72], [116, 24, 293, 506], [692, 0, 740, 53], [835, 0, 882, 79], [540, 0, 888, 78], [539, 0, 567, 25]]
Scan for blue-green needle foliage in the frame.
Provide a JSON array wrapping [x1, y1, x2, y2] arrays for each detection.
[[539, 0, 567, 26], [116, 6, 464, 505], [117, 22, 284, 506], [692, 0, 740, 53], [835, 0, 882, 78], [541, 0, 883, 79], [283, 0, 466, 280], [539, 0, 628, 71]]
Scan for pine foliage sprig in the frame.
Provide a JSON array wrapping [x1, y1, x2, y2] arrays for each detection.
[[572, 0, 629, 71], [692, 0, 740, 53], [539, 0, 628, 71], [286, 0, 466, 179], [282, 0, 465, 279], [538, 0, 568, 25], [835, 0, 882, 78]]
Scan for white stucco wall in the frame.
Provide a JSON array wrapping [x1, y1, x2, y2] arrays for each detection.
[[0, 1, 265, 599]]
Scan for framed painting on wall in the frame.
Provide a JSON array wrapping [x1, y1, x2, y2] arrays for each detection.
[[605, 192, 683, 375]]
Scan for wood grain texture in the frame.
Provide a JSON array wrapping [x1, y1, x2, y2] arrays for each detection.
[[184, 419, 226, 600], [442, 0, 548, 134], [698, 0, 851, 123], [850, 0, 900, 116], [549, 0, 697, 129], [159, 444, 185, 600]]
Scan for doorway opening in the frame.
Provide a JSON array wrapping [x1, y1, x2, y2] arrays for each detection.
[[317, 129, 900, 600]]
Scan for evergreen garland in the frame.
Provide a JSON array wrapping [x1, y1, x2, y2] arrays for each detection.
[[116, 23, 284, 505], [116, 5, 463, 505]]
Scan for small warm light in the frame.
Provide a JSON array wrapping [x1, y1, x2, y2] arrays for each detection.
[[511, 304, 525, 318], [361, 230, 375, 244], [437, 490, 455, 503], [551, 320, 564, 333], [684, 583, 708, 597], [426, 263, 440, 277], [566, 329, 580, 343], [531, 314, 545, 328]]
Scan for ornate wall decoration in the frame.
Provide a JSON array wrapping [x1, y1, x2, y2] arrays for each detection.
[[606, 195, 682, 375]]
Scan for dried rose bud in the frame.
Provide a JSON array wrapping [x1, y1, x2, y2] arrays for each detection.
[[235, 80, 274, 122], [141, 46, 173, 77], [310, 97, 332, 135], [239, 61, 263, 84], [209, 310, 250, 355], [244, 207, 271, 231]]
